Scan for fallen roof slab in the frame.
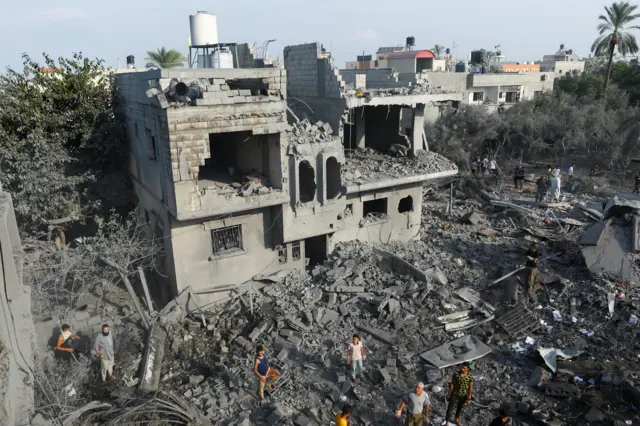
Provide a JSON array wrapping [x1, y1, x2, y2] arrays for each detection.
[[419, 335, 492, 369], [139, 325, 167, 392]]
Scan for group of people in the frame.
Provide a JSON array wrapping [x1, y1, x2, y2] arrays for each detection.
[[533, 164, 567, 203], [54, 323, 115, 383], [470, 157, 498, 176]]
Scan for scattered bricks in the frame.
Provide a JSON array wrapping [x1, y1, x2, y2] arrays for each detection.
[[74, 310, 91, 321], [86, 315, 103, 327], [248, 320, 270, 342], [337, 373, 346, 383], [379, 367, 391, 384], [294, 415, 312, 426], [189, 375, 204, 385], [327, 293, 337, 306], [276, 348, 289, 361], [220, 84, 230, 91], [462, 211, 482, 225]]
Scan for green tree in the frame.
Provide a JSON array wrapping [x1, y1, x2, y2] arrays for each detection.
[[431, 45, 446, 59], [145, 47, 187, 68], [0, 53, 129, 235], [591, 1, 640, 89]]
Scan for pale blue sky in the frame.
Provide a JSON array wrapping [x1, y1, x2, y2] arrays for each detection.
[[0, 0, 625, 72]]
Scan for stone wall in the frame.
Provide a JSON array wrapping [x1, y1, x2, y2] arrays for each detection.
[[0, 192, 34, 426]]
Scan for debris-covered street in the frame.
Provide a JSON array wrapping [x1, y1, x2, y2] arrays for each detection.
[[134, 173, 640, 426]]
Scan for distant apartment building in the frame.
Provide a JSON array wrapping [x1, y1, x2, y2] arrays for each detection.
[[538, 44, 585, 75]]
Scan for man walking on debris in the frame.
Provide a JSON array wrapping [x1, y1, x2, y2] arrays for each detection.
[[470, 159, 477, 175], [489, 158, 498, 176], [568, 164, 574, 179], [253, 345, 280, 400], [634, 172, 640, 195], [515, 165, 525, 190], [335, 404, 353, 426], [94, 324, 115, 383], [446, 363, 474, 426], [481, 157, 488, 175], [488, 409, 510, 426], [535, 175, 548, 203], [550, 166, 561, 201], [520, 243, 539, 305], [395, 382, 431, 425], [55, 324, 81, 361], [346, 334, 365, 383]]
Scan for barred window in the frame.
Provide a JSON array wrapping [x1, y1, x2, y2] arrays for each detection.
[[292, 241, 301, 261], [211, 225, 243, 255]]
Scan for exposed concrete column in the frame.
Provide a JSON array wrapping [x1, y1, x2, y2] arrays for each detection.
[[355, 107, 366, 149], [411, 104, 426, 155]]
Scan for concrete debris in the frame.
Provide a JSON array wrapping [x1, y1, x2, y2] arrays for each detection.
[[286, 119, 336, 145], [342, 148, 457, 186], [419, 335, 492, 369]]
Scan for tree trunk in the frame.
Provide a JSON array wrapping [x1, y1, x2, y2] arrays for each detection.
[[604, 42, 616, 89]]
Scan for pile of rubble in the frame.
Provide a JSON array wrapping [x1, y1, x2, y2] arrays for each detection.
[[200, 172, 278, 197], [149, 175, 640, 426], [342, 148, 458, 186], [286, 119, 336, 145]]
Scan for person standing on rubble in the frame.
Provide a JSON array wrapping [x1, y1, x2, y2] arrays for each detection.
[[94, 324, 115, 383], [634, 172, 640, 195], [470, 159, 477, 175], [253, 345, 280, 400], [395, 382, 431, 425], [481, 157, 488, 175], [489, 158, 498, 176], [55, 324, 81, 361], [335, 404, 353, 426], [346, 334, 365, 383], [535, 175, 548, 203], [515, 165, 526, 191], [520, 243, 539, 305], [446, 363, 474, 426], [568, 164, 575, 180]]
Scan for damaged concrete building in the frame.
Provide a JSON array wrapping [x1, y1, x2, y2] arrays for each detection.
[[116, 42, 458, 300]]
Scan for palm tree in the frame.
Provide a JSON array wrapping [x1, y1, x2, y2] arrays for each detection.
[[432, 45, 446, 59], [145, 47, 187, 68], [591, 2, 640, 89]]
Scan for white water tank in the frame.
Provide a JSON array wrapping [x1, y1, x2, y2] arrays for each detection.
[[189, 11, 218, 46], [212, 50, 234, 69]]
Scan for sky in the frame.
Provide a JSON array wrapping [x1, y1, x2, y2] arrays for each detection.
[[0, 0, 628, 72]]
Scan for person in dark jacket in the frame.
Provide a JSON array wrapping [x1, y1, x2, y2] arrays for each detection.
[[515, 166, 526, 190], [535, 175, 548, 203], [634, 172, 640, 195], [520, 243, 539, 305]]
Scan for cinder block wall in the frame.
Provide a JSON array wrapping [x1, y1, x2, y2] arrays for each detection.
[[338, 69, 407, 89], [0, 192, 34, 426], [283, 42, 346, 133]]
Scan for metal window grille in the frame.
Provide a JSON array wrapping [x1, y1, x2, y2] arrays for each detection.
[[292, 241, 301, 261], [277, 245, 287, 264], [211, 225, 243, 255]]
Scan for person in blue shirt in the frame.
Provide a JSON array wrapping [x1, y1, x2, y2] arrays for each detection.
[[253, 345, 280, 400]]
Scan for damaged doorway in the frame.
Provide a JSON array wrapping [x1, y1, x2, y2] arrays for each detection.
[[304, 235, 327, 269], [298, 160, 316, 203], [326, 157, 342, 200]]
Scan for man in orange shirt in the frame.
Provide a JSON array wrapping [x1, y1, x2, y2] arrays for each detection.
[[335, 404, 352, 426], [55, 324, 80, 361]]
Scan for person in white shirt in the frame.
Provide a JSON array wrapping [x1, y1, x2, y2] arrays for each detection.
[[481, 157, 488, 175], [489, 159, 497, 176], [568, 164, 574, 179], [552, 165, 561, 178], [346, 334, 365, 383]]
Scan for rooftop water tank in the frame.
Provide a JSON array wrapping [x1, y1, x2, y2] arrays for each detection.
[[470, 50, 488, 65], [189, 11, 219, 46], [212, 50, 234, 69]]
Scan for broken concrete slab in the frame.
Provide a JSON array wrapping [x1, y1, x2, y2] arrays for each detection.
[[461, 211, 482, 225], [581, 224, 640, 283], [419, 335, 492, 369], [373, 248, 432, 287], [139, 325, 167, 392], [356, 323, 396, 345], [478, 228, 499, 238]]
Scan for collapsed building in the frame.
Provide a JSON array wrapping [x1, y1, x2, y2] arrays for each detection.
[[116, 43, 458, 302]]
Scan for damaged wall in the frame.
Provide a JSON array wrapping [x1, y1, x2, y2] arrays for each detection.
[[331, 185, 423, 247], [339, 69, 406, 89], [169, 206, 290, 294], [284, 42, 346, 134], [0, 193, 34, 426]]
